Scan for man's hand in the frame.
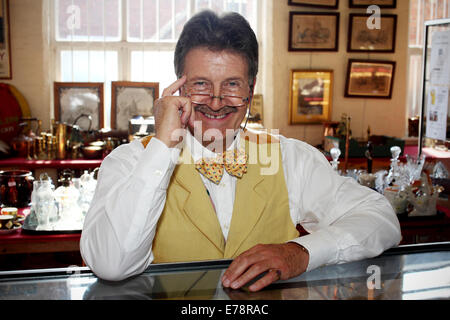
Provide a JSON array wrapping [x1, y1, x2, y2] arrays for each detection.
[[221, 242, 309, 292], [153, 75, 194, 148]]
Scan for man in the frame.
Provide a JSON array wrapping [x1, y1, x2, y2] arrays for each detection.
[[80, 10, 401, 292]]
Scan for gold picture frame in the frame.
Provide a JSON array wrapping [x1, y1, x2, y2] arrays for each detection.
[[289, 70, 333, 124]]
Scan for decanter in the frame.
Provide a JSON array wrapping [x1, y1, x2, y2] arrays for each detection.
[[35, 173, 57, 230], [405, 173, 443, 216], [79, 170, 97, 216], [330, 147, 341, 173], [386, 146, 401, 186], [54, 170, 82, 229]]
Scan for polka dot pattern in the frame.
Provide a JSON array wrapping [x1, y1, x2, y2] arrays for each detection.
[[195, 148, 248, 184]]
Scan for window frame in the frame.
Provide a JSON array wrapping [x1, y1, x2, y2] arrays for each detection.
[[407, 0, 450, 121], [49, 0, 261, 128]]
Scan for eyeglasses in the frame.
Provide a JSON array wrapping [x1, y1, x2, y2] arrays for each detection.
[[186, 92, 249, 107], [184, 79, 250, 107]]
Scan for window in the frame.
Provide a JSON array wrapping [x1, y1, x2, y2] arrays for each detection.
[[407, 0, 449, 123], [51, 0, 259, 129]]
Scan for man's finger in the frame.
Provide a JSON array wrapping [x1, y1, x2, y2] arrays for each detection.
[[221, 245, 268, 287], [162, 75, 187, 97], [229, 262, 270, 290], [222, 252, 262, 287], [179, 98, 192, 126], [248, 269, 281, 292]]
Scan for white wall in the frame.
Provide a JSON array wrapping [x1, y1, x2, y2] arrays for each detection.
[[2, 0, 51, 130], [262, 0, 410, 146]]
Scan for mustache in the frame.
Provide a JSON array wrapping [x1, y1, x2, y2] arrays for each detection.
[[194, 105, 238, 115]]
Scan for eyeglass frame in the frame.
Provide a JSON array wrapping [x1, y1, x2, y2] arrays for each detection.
[[184, 92, 250, 107], [181, 81, 256, 131], [182, 80, 253, 108]]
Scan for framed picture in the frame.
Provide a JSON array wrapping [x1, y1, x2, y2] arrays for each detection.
[[111, 81, 159, 130], [348, 14, 397, 53], [249, 94, 264, 124], [54, 82, 104, 130], [344, 59, 396, 99], [289, 70, 333, 124], [288, 0, 339, 9], [288, 12, 339, 52], [0, 0, 11, 79], [349, 0, 396, 8]]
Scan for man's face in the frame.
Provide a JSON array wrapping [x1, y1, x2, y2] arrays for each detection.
[[181, 47, 251, 149]]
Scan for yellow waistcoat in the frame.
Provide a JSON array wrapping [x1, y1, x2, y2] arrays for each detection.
[[141, 131, 299, 264]]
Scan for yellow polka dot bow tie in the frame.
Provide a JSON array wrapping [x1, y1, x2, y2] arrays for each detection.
[[195, 148, 248, 184]]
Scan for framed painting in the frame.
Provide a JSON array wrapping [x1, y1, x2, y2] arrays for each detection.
[[0, 0, 11, 79], [288, 0, 339, 9], [288, 12, 340, 51], [348, 14, 397, 53], [111, 81, 159, 130], [289, 70, 333, 124], [344, 59, 396, 99], [249, 94, 264, 124], [54, 82, 104, 130], [349, 0, 396, 8]]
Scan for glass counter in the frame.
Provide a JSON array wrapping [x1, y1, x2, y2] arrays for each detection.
[[0, 242, 449, 300]]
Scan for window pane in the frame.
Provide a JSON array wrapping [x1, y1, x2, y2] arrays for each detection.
[[131, 50, 175, 92], [406, 54, 423, 117], [159, 0, 173, 40], [127, 0, 256, 42], [144, 0, 158, 41], [194, 0, 257, 31], [406, 0, 450, 135], [195, 0, 210, 12], [174, 0, 189, 38], [409, 1, 450, 48], [61, 50, 118, 81], [56, 0, 120, 41], [128, 0, 156, 41], [409, 0, 420, 46], [72, 51, 89, 81], [60, 50, 118, 128], [127, 0, 189, 42]]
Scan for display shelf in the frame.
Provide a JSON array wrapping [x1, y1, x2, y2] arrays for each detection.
[[0, 208, 81, 255], [0, 157, 103, 184], [0, 157, 102, 170]]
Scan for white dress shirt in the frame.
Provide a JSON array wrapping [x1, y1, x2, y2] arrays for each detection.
[[80, 130, 401, 281]]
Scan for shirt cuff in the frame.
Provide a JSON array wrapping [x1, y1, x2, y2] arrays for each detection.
[[133, 137, 181, 190], [289, 228, 339, 272]]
